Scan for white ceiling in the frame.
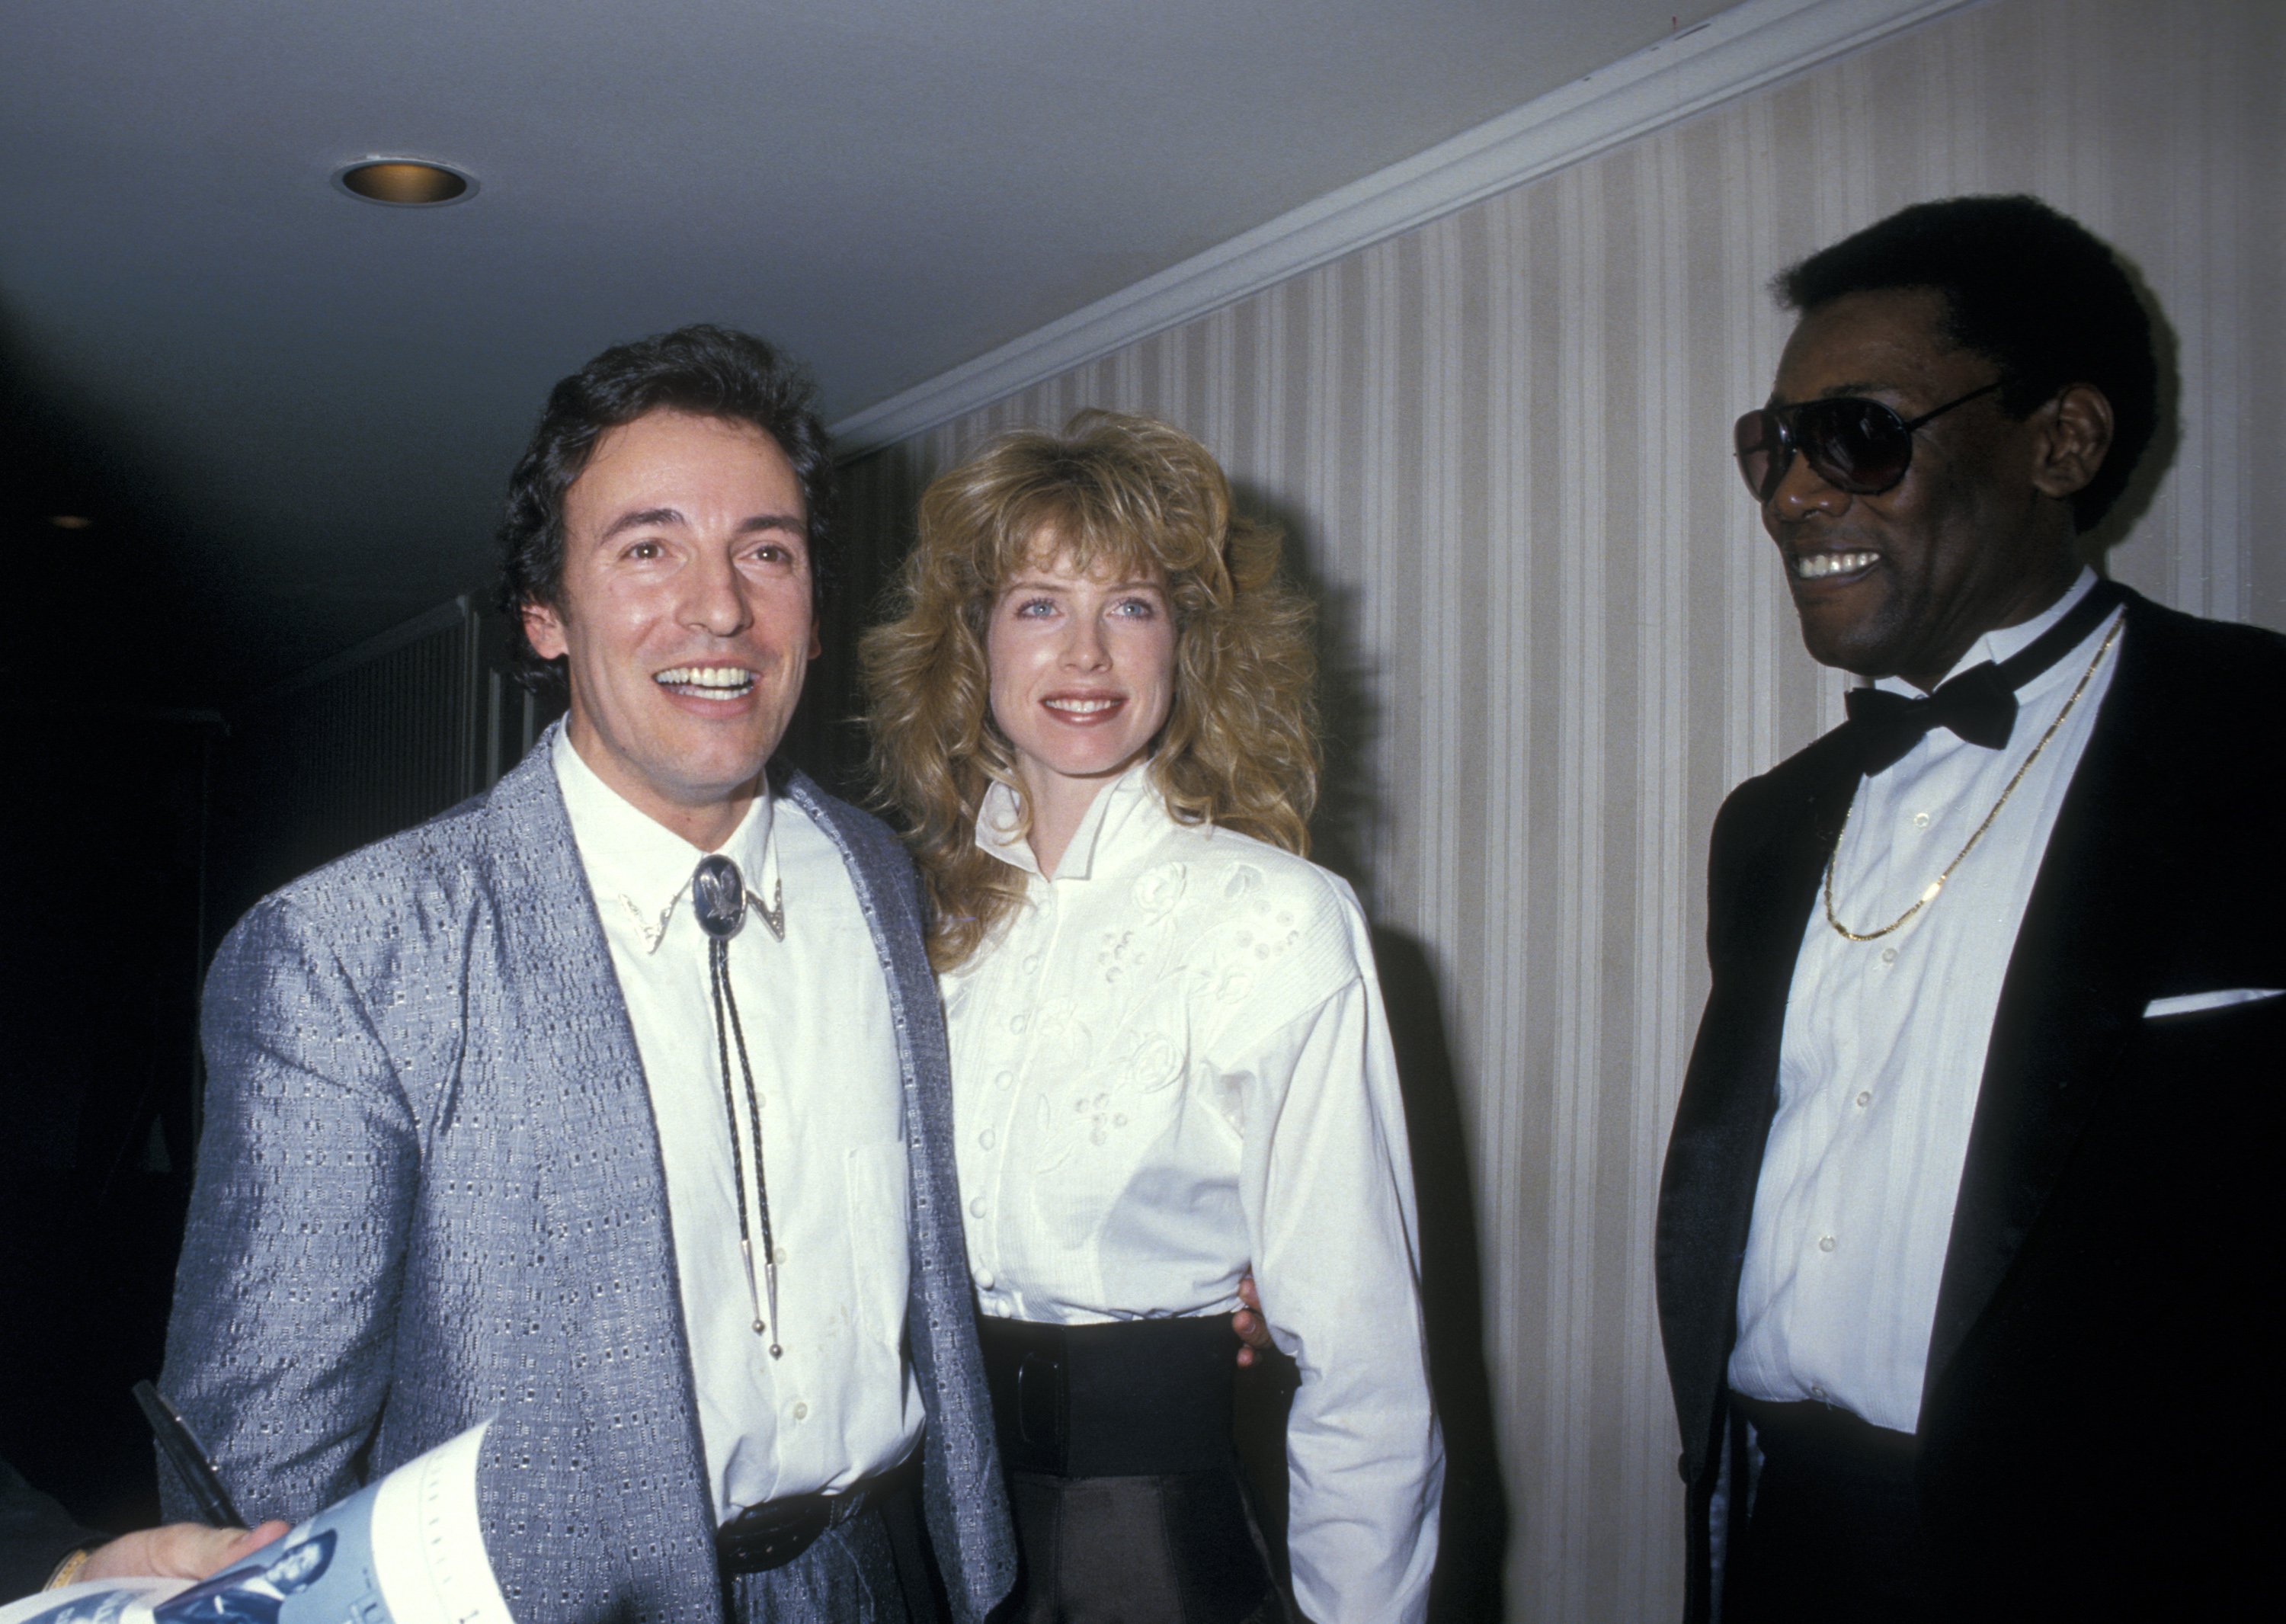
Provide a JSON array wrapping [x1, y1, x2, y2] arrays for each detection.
[[0, 0, 1728, 700]]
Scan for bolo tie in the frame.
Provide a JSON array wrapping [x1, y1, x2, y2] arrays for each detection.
[[691, 852, 787, 1359]]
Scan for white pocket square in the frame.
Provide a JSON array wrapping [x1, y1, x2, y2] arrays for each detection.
[[2144, 988, 2284, 1019]]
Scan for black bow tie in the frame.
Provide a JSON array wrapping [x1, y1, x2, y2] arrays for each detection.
[[1840, 580, 2125, 777]]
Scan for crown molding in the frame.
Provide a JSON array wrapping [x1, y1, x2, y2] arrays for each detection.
[[829, 0, 1981, 456]]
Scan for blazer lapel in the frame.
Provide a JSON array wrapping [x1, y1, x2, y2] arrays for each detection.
[[782, 767, 1012, 1621], [474, 739, 719, 1530], [1923, 599, 2164, 1389]]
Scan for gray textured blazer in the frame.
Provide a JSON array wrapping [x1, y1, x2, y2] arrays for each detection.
[[162, 737, 1015, 1623]]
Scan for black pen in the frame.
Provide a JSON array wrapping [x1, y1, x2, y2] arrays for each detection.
[[133, 1380, 246, 1529]]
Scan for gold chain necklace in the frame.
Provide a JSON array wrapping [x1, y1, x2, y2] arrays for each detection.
[[1823, 617, 2123, 942]]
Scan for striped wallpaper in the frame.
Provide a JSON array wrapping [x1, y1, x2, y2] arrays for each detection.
[[816, 0, 2284, 1616]]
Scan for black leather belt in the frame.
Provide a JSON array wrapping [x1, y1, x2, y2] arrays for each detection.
[[715, 1461, 904, 1577], [978, 1315, 1241, 1478]]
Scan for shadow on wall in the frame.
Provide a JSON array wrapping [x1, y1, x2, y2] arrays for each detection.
[[1236, 481, 1513, 1622], [2078, 254, 2181, 578]]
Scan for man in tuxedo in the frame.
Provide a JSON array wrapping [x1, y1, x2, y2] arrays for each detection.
[[1656, 195, 2283, 1620], [162, 326, 1015, 1623]]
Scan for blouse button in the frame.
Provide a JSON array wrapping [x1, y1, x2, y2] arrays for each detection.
[[1817, 1234, 1837, 1254], [994, 1071, 1014, 1091], [969, 1195, 987, 1219], [1912, 811, 1931, 828], [1023, 954, 1042, 973], [1009, 1014, 1027, 1033], [979, 1129, 997, 1150], [792, 1401, 808, 1421]]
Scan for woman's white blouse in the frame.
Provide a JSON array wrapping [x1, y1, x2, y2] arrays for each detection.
[[943, 764, 1442, 1624]]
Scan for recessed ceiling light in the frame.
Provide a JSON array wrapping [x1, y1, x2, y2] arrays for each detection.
[[334, 159, 476, 207], [49, 514, 94, 530]]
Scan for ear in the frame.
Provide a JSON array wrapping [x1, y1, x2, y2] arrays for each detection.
[[2030, 383, 2115, 502], [522, 599, 569, 661]]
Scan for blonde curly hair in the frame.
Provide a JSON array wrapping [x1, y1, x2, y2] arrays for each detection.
[[861, 408, 1320, 970]]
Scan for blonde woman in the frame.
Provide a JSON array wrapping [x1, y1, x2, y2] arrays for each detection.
[[863, 411, 1440, 1624]]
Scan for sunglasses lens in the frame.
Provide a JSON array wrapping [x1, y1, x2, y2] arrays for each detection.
[[1797, 399, 1911, 495], [1733, 409, 1782, 501]]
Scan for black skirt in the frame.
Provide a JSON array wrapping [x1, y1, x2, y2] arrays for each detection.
[[978, 1315, 1292, 1624]]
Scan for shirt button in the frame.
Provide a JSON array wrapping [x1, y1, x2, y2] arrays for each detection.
[[978, 1129, 997, 1150], [1009, 1014, 1027, 1033], [977, 1271, 994, 1291], [1811, 1384, 1827, 1401], [969, 1196, 987, 1219], [1023, 954, 1042, 973], [1855, 1091, 1872, 1108], [1880, 947, 1898, 965], [792, 1401, 808, 1421], [1818, 1234, 1837, 1253], [1912, 811, 1931, 828], [994, 1071, 1014, 1091]]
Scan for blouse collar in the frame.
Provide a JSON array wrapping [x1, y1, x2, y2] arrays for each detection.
[[973, 758, 1163, 882]]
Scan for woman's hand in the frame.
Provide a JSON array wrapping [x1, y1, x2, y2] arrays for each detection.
[[1233, 1273, 1275, 1368]]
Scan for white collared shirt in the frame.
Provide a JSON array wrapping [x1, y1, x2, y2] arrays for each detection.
[[552, 728, 923, 1519], [943, 764, 1442, 1624], [1731, 570, 2125, 1432]]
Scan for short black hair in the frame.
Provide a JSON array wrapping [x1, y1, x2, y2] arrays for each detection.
[[496, 324, 837, 692], [1776, 194, 2156, 531]]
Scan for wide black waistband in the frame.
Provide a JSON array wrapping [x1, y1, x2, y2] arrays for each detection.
[[979, 1315, 1241, 1478]]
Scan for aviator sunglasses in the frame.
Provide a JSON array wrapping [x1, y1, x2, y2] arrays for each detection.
[[1732, 380, 2002, 503]]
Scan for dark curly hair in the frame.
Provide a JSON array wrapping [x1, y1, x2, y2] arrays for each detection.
[[1777, 194, 2157, 531], [495, 324, 837, 691]]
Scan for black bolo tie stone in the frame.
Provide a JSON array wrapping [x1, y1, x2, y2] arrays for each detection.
[[693, 854, 747, 940]]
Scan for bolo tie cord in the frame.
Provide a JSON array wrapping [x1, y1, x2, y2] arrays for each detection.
[[709, 935, 782, 1360]]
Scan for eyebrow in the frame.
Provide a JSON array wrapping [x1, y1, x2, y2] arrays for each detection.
[[597, 507, 807, 542], [1004, 575, 1164, 593], [1764, 379, 1901, 411]]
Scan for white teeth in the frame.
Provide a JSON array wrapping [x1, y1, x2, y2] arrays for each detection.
[[1045, 697, 1118, 715], [655, 666, 754, 692], [1795, 551, 1880, 580]]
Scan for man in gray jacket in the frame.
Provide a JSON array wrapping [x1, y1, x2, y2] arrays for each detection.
[[162, 326, 1015, 1623]]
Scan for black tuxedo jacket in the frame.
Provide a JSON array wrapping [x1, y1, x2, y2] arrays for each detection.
[[1656, 590, 2285, 1619]]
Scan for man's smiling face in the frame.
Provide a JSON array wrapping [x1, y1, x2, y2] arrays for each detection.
[[1763, 287, 2078, 690], [523, 408, 818, 846]]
